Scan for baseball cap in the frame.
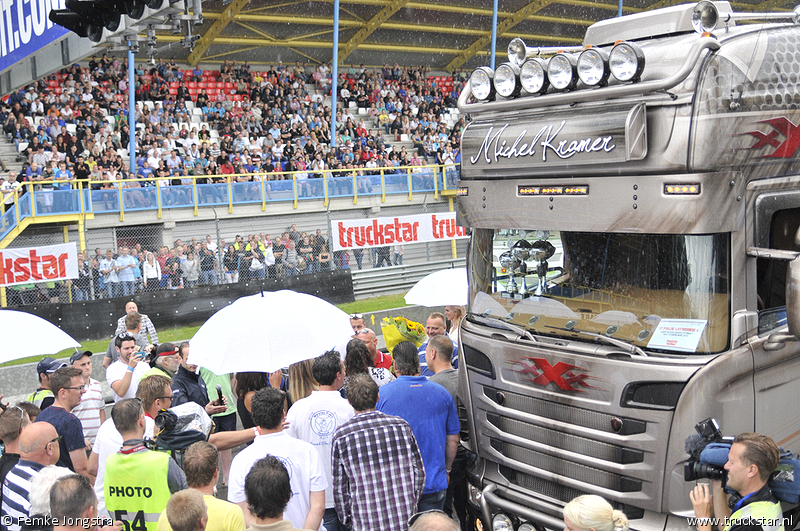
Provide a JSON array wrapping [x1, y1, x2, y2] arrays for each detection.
[[156, 343, 179, 357], [37, 357, 67, 375], [69, 350, 92, 364]]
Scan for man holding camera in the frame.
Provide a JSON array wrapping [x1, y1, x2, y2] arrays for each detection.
[[690, 432, 784, 531]]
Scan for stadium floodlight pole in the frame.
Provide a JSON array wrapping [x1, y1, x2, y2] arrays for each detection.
[[129, 41, 136, 176], [331, 0, 339, 149], [490, 0, 498, 69]]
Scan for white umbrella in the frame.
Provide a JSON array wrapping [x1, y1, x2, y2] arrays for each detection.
[[188, 290, 355, 374], [0, 310, 80, 363], [405, 267, 468, 307]]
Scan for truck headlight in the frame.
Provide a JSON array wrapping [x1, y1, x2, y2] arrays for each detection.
[[494, 63, 520, 97], [577, 47, 610, 86], [519, 524, 537, 531], [508, 37, 527, 66], [470, 67, 494, 101], [521, 58, 548, 94], [492, 514, 513, 531], [468, 483, 483, 505], [547, 53, 577, 90], [609, 42, 645, 82], [692, 0, 719, 32]]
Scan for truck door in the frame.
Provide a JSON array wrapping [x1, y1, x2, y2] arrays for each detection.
[[752, 205, 800, 454]]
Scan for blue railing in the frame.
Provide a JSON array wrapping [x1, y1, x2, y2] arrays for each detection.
[[0, 163, 460, 243]]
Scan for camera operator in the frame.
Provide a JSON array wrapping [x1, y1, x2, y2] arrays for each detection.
[[689, 432, 783, 531]]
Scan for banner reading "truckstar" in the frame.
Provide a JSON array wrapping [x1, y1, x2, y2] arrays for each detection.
[[0, 242, 78, 287], [332, 212, 468, 251]]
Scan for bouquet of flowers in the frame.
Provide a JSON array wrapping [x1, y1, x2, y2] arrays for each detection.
[[381, 316, 427, 353]]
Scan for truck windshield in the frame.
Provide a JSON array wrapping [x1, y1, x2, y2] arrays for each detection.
[[468, 230, 730, 355]]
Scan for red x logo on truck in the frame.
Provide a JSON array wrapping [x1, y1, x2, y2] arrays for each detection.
[[513, 357, 600, 392], [741, 117, 800, 158]]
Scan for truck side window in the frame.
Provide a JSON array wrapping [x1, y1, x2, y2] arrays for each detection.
[[756, 208, 800, 334]]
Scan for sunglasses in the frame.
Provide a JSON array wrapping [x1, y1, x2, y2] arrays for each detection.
[[49, 435, 63, 445], [349, 313, 363, 319], [63, 385, 86, 391]]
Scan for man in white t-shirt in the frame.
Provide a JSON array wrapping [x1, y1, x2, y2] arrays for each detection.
[[286, 351, 354, 531], [69, 350, 105, 446], [228, 387, 326, 531], [1, 172, 21, 212], [87, 374, 170, 518], [105, 332, 149, 403]]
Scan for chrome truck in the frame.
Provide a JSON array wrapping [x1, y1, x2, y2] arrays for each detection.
[[455, 2, 800, 531]]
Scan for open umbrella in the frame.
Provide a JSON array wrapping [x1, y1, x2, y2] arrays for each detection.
[[188, 290, 355, 374], [0, 310, 80, 364], [404, 267, 468, 307]]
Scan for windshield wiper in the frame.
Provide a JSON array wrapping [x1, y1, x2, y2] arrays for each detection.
[[468, 314, 537, 342], [546, 326, 648, 357]]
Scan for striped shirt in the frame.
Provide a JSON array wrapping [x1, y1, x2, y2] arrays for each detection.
[[1, 459, 45, 531], [71, 378, 104, 445], [331, 411, 425, 531]]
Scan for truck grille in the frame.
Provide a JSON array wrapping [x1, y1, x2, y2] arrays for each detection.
[[498, 465, 646, 519], [486, 413, 643, 464], [484, 386, 645, 436], [491, 439, 642, 492]]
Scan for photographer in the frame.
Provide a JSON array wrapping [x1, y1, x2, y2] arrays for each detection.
[[689, 432, 783, 531]]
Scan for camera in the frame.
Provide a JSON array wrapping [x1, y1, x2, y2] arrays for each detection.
[[683, 417, 732, 483]]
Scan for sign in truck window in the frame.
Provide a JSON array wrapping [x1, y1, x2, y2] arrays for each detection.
[[332, 212, 468, 251], [0, 242, 78, 286], [647, 319, 708, 353]]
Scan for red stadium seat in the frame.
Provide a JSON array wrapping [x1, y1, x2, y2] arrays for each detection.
[[224, 82, 233, 89], [198, 82, 207, 89], [170, 82, 179, 88], [54, 87, 62, 94], [232, 94, 243, 101], [169, 88, 178, 95], [187, 81, 197, 88], [188, 88, 198, 95]]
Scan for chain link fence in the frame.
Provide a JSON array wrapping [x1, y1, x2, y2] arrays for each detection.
[[1, 197, 466, 307]]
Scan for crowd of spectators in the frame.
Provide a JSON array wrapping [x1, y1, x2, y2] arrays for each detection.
[[0, 308, 475, 531], [7, 225, 354, 306], [0, 54, 465, 207]]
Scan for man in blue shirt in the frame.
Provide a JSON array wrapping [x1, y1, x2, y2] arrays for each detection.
[[115, 246, 137, 296], [418, 312, 459, 378], [377, 341, 459, 513]]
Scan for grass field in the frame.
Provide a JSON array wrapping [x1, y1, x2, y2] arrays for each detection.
[[1, 292, 412, 368]]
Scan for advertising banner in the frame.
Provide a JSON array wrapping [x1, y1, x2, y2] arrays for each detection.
[[332, 212, 468, 251], [0, 0, 69, 74], [0, 242, 78, 286]]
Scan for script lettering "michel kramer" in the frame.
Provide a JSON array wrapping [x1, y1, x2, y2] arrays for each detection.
[[469, 121, 616, 165]]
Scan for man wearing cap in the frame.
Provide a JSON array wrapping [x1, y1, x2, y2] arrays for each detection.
[[27, 357, 67, 410], [35, 366, 90, 478], [141, 343, 181, 380], [70, 350, 105, 448]]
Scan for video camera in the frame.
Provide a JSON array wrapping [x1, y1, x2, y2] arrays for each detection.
[[683, 418, 800, 503], [683, 418, 734, 483]]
